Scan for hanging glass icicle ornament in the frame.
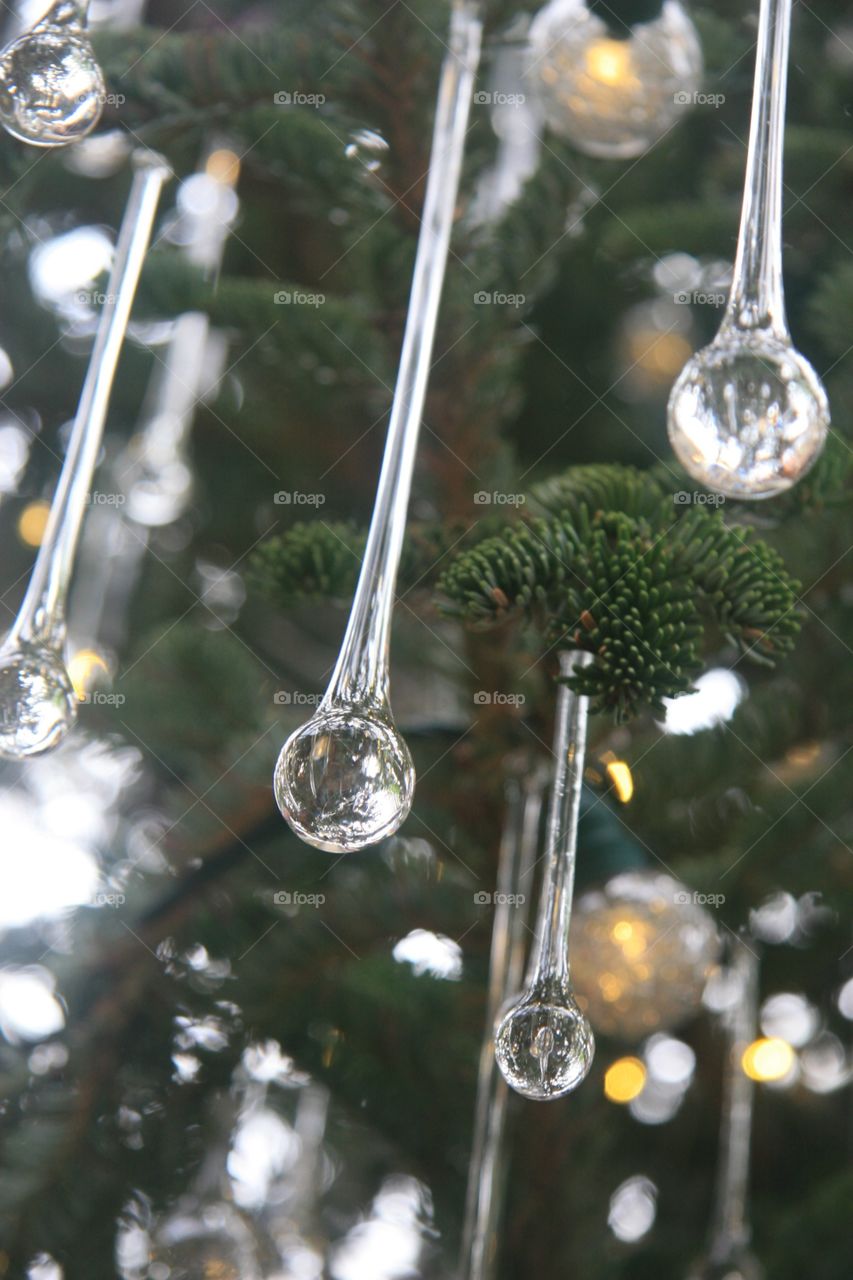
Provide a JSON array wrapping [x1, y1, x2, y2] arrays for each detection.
[[0, 151, 170, 760], [494, 651, 595, 1101], [459, 769, 543, 1280], [525, 0, 702, 159], [0, 1, 106, 147], [687, 943, 764, 1280], [667, 0, 829, 499], [274, 0, 484, 853]]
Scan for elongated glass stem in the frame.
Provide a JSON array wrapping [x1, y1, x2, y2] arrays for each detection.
[[724, 0, 792, 336], [708, 942, 759, 1260], [8, 153, 170, 651], [525, 649, 593, 994], [323, 0, 483, 712], [459, 771, 543, 1280]]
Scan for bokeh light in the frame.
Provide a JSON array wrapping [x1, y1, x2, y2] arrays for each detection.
[[604, 1057, 647, 1103], [741, 1037, 795, 1082]]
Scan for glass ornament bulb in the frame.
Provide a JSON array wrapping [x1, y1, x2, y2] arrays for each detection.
[[667, 312, 828, 499], [494, 650, 596, 1101], [274, 705, 415, 853], [494, 982, 594, 1100], [0, 1, 106, 148], [0, 156, 168, 762], [0, 642, 77, 759], [571, 870, 721, 1038], [667, 0, 828, 498], [273, 0, 484, 853], [526, 0, 702, 159]]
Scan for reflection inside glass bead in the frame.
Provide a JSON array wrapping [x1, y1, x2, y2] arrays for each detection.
[[667, 331, 829, 499], [274, 707, 415, 852], [0, 643, 77, 759], [494, 988, 594, 1100], [527, 0, 703, 159], [0, 2, 105, 147]]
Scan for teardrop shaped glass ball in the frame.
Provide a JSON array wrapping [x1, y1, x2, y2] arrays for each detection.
[[0, 3, 105, 147], [494, 988, 595, 1100], [667, 331, 829, 499], [274, 707, 416, 852], [0, 643, 77, 759], [527, 0, 702, 159]]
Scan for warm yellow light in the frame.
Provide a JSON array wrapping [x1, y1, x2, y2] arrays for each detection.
[[599, 972, 623, 1002], [585, 38, 633, 86], [611, 918, 647, 959], [17, 500, 50, 547], [627, 328, 693, 379], [604, 1056, 646, 1103], [742, 1036, 795, 1082], [206, 147, 240, 187], [784, 741, 821, 768], [68, 648, 110, 700], [606, 759, 634, 803]]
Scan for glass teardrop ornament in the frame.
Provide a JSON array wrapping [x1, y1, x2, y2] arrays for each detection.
[[274, 705, 416, 853], [0, 642, 77, 759], [494, 982, 594, 1100], [0, 1, 105, 147]]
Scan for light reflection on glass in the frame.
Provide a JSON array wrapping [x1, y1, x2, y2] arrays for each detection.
[[759, 992, 818, 1048], [662, 669, 745, 736], [0, 966, 65, 1042], [392, 928, 463, 980], [607, 1175, 657, 1243], [330, 1175, 432, 1280]]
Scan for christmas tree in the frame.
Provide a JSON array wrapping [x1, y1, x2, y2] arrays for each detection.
[[0, 1, 850, 1277]]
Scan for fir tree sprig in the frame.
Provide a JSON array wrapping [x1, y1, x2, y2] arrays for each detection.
[[438, 465, 802, 720]]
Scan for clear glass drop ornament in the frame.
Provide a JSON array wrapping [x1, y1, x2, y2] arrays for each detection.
[[667, 0, 829, 499], [526, 0, 702, 159], [0, 153, 169, 761], [0, 1, 106, 148], [274, 0, 484, 854], [494, 651, 595, 1101]]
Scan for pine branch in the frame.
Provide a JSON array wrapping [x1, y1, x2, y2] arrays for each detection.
[[438, 465, 802, 720]]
